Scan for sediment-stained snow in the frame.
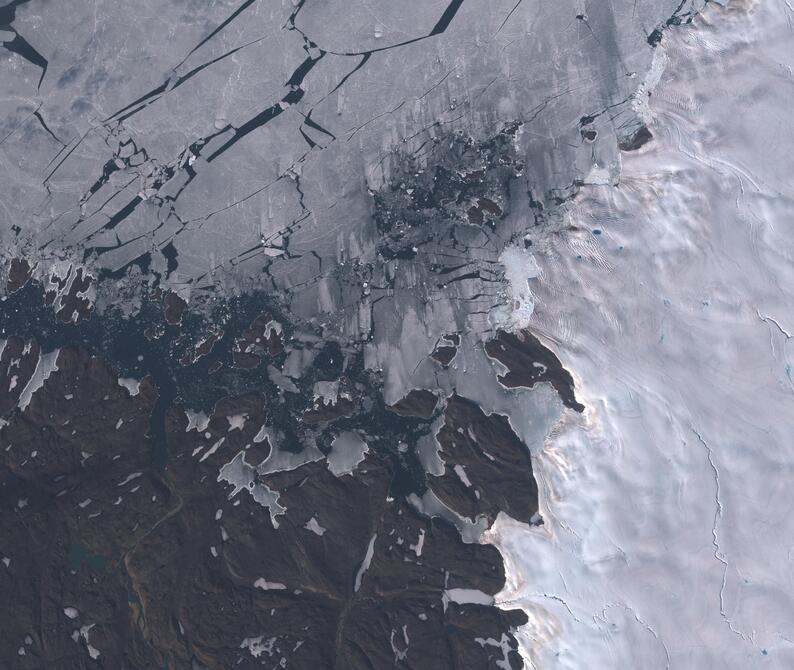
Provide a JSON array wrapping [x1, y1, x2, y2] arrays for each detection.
[[489, 3, 794, 668]]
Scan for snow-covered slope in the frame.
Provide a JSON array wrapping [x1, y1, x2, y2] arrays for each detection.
[[488, 2, 794, 668]]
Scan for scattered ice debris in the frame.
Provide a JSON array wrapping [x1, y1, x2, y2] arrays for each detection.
[[117, 377, 141, 396], [327, 431, 368, 476], [354, 534, 377, 592], [264, 320, 282, 341], [267, 365, 299, 393], [474, 634, 513, 670], [18, 350, 60, 411], [2, 557, 10, 568], [76, 624, 101, 659], [304, 516, 327, 536], [240, 635, 278, 658], [282, 347, 315, 380], [313, 380, 339, 404]]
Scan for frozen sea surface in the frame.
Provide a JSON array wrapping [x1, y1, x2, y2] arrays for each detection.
[[487, 2, 794, 668]]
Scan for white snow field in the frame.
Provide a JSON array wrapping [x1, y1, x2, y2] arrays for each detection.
[[487, 2, 794, 668]]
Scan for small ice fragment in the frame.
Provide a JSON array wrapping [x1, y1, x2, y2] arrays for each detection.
[[184, 409, 210, 432], [453, 464, 472, 487], [443, 588, 494, 606], [18, 350, 60, 411], [79, 624, 101, 659], [409, 529, 425, 557], [117, 377, 141, 396], [354, 534, 377, 592], [240, 635, 278, 659], [254, 578, 286, 591], [116, 472, 142, 487], [199, 437, 225, 463], [327, 431, 368, 477], [304, 516, 327, 536], [226, 414, 247, 431]]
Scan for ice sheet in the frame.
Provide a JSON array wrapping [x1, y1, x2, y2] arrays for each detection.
[[488, 3, 794, 668]]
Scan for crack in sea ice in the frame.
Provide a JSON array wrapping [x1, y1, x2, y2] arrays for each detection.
[[756, 310, 793, 340], [755, 309, 793, 391], [598, 602, 671, 670], [500, 592, 585, 626], [691, 426, 754, 644]]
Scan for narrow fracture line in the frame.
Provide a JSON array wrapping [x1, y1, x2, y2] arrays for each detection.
[[691, 426, 752, 643]]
